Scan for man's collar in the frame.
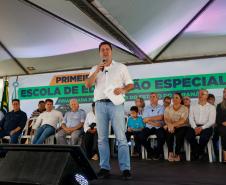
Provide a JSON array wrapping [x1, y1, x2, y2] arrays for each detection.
[[71, 109, 79, 113], [150, 104, 159, 109], [105, 60, 115, 70], [198, 101, 209, 106]]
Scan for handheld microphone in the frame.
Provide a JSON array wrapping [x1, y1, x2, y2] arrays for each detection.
[[101, 59, 106, 72]]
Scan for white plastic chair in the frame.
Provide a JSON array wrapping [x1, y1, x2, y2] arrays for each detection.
[[20, 118, 36, 144], [44, 135, 55, 144], [141, 135, 168, 160]]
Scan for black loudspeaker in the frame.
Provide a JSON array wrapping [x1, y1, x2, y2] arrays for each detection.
[[0, 144, 97, 185]]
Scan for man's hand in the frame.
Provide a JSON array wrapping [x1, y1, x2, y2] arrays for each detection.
[[143, 117, 152, 123], [62, 126, 71, 134], [96, 62, 107, 73], [65, 128, 72, 134], [114, 88, 125, 95], [127, 127, 133, 132], [195, 127, 202, 135], [10, 130, 15, 136], [87, 128, 97, 134], [90, 128, 97, 134], [222, 122, 226, 126], [148, 121, 161, 127]]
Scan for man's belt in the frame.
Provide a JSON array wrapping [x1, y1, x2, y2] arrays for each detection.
[[98, 99, 112, 102]]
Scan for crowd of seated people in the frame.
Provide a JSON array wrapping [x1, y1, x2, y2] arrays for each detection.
[[126, 89, 225, 162], [1, 88, 225, 162]]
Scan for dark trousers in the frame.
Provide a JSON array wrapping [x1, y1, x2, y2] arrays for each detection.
[[218, 125, 226, 151], [125, 130, 141, 153], [138, 127, 165, 156], [166, 126, 188, 155], [212, 126, 219, 154], [185, 127, 213, 155], [84, 131, 98, 159], [0, 130, 22, 144]]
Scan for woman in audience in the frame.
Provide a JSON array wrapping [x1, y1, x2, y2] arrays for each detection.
[[217, 88, 226, 162], [135, 97, 145, 116], [164, 93, 189, 162]]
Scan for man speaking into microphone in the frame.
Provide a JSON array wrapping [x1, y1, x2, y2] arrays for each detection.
[[85, 41, 134, 180]]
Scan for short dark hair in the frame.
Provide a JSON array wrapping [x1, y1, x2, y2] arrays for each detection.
[[150, 92, 158, 96], [208, 93, 215, 100], [45, 99, 53, 104], [38, 100, 45, 104], [164, 96, 171, 101], [99, 41, 112, 51], [174, 92, 184, 105], [12, 99, 20, 103], [130, 106, 138, 113]]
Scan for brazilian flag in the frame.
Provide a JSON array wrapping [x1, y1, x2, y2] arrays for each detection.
[[1, 80, 9, 114]]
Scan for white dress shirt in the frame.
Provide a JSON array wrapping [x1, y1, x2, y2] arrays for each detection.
[[89, 60, 134, 101], [189, 102, 216, 129], [83, 111, 96, 133], [32, 109, 63, 129]]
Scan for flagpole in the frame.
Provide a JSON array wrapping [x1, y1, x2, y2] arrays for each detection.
[[1, 77, 9, 114]]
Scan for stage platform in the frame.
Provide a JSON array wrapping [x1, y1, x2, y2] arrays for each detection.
[[90, 159, 226, 185]]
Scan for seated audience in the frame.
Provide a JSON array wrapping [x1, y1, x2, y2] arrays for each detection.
[[84, 102, 98, 160], [163, 96, 171, 108], [164, 93, 189, 162], [186, 90, 216, 160], [32, 99, 63, 144], [56, 99, 86, 145], [126, 106, 145, 157], [216, 88, 226, 162], [138, 93, 165, 160], [0, 99, 27, 143], [135, 97, 145, 116]]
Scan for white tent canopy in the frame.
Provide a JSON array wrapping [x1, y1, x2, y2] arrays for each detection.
[[0, 0, 225, 77]]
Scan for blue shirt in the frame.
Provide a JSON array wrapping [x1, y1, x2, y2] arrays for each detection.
[[143, 104, 164, 129], [127, 116, 145, 130], [63, 109, 86, 128]]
